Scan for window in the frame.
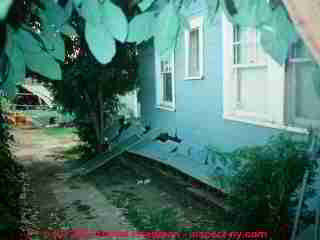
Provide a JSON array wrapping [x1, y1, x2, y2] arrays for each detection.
[[231, 25, 270, 122], [223, 13, 319, 133], [155, 51, 175, 111], [185, 16, 204, 79], [287, 41, 320, 128]]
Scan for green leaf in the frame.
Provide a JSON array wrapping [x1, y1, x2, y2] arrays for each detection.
[[138, 0, 155, 11], [127, 11, 155, 44], [1, 28, 24, 100], [154, 1, 180, 56], [312, 64, 320, 99], [182, 0, 193, 9], [24, 50, 62, 80], [73, 0, 83, 7], [72, 0, 83, 16], [101, 0, 128, 42], [80, 0, 101, 25], [4, 25, 14, 56], [5, 41, 25, 85], [3, 26, 27, 96], [40, 0, 66, 28], [178, 13, 190, 31], [222, 0, 272, 28], [260, 7, 299, 64], [85, 22, 116, 64], [60, 24, 78, 38], [205, 0, 219, 23], [16, 29, 43, 54], [64, 0, 73, 20], [2, 66, 17, 99], [40, 30, 65, 62], [0, 0, 13, 20]]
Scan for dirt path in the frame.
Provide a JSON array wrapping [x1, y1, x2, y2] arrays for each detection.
[[13, 127, 141, 240], [11, 127, 231, 240]]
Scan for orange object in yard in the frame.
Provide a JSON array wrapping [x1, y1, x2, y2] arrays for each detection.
[[25, 117, 33, 126], [15, 114, 26, 124], [3, 113, 16, 125], [7, 116, 16, 125]]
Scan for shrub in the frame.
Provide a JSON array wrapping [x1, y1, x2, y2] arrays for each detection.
[[226, 133, 317, 239], [0, 101, 24, 233], [42, 8, 138, 157]]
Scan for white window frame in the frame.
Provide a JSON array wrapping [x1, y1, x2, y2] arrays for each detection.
[[222, 13, 308, 134], [155, 50, 176, 111], [185, 16, 204, 80], [287, 45, 320, 128]]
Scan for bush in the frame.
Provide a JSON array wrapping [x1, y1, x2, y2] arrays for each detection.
[[0, 101, 24, 233], [226, 133, 317, 239], [42, 9, 138, 157]]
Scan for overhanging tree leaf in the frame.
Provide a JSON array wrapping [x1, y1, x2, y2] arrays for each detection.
[[222, 0, 273, 28], [127, 11, 155, 44], [312, 64, 320, 99], [154, 1, 180, 56], [85, 22, 116, 64], [3, 28, 25, 99], [73, 0, 83, 8], [0, 68, 16, 100], [178, 13, 190, 31], [24, 51, 62, 80], [205, 0, 219, 23], [80, 0, 101, 25], [5, 42, 25, 85], [183, 0, 193, 9], [260, 7, 299, 64], [16, 29, 43, 54], [138, 0, 156, 12], [101, 0, 128, 43], [64, 0, 73, 21], [40, 0, 66, 29], [40, 31, 65, 62], [0, 0, 13, 20], [4, 25, 14, 57], [60, 24, 78, 38]]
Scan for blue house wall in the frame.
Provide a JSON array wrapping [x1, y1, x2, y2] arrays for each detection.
[[138, 0, 288, 152]]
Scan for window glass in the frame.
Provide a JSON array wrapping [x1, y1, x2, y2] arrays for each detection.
[[291, 40, 312, 59], [189, 28, 200, 77], [233, 26, 267, 65], [295, 62, 320, 120], [231, 25, 269, 120], [237, 67, 268, 115], [288, 40, 320, 126], [162, 72, 173, 102], [159, 55, 174, 105]]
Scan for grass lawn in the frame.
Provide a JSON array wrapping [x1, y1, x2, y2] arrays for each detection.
[[83, 153, 235, 236], [42, 127, 76, 138]]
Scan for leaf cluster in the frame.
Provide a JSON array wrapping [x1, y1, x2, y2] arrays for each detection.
[[42, 9, 138, 157], [225, 133, 317, 239], [0, 101, 24, 232]]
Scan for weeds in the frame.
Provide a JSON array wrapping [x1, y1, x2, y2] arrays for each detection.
[[221, 133, 317, 239]]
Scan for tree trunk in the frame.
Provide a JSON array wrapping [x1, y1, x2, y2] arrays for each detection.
[[93, 111, 102, 153], [96, 89, 104, 154], [83, 89, 102, 154]]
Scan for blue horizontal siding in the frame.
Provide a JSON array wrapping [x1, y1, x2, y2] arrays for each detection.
[[138, 0, 286, 152]]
